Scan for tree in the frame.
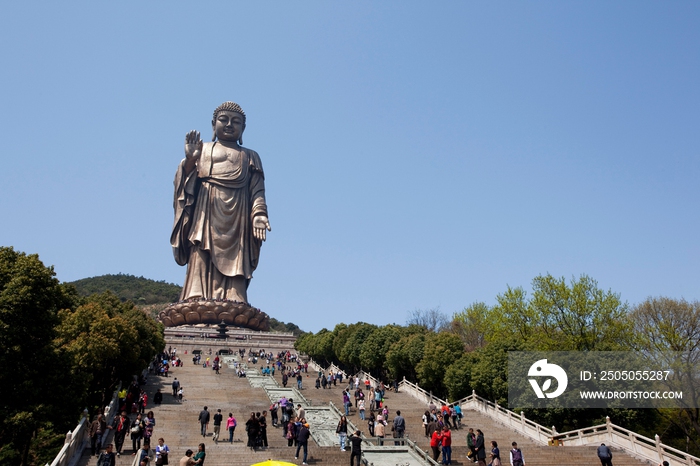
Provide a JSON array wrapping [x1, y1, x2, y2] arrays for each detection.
[[494, 274, 633, 351], [331, 323, 350, 363], [444, 352, 477, 401], [468, 340, 523, 405], [406, 307, 449, 333], [415, 332, 464, 397], [0, 247, 80, 466], [451, 302, 501, 351], [358, 325, 403, 377], [295, 328, 335, 364], [55, 291, 165, 410], [385, 325, 427, 381], [630, 297, 700, 454], [338, 323, 377, 371]]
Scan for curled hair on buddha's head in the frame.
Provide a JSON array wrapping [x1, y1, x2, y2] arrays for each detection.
[[213, 101, 246, 123], [212, 101, 246, 143]]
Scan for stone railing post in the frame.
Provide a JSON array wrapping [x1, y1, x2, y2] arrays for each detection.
[[606, 416, 612, 443], [520, 411, 526, 433], [655, 434, 664, 463]]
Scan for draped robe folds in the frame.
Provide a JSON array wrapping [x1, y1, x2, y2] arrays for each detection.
[[171, 142, 268, 302]]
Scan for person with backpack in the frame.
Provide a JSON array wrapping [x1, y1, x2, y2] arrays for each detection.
[[597, 443, 613, 466], [509, 441, 525, 466], [441, 404, 452, 429], [453, 404, 462, 429], [450, 405, 459, 430]]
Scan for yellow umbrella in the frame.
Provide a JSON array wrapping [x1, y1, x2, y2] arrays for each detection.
[[250, 461, 298, 466]]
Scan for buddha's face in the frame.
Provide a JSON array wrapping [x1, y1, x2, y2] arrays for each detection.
[[213, 110, 245, 142]]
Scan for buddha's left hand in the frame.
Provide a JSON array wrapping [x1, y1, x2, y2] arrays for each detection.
[[253, 216, 272, 241]]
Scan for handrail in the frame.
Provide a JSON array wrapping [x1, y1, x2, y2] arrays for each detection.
[[310, 360, 700, 466], [398, 377, 447, 406], [404, 437, 441, 466], [164, 326, 296, 337], [328, 401, 361, 435], [555, 417, 700, 466], [47, 384, 121, 466], [356, 370, 382, 390]]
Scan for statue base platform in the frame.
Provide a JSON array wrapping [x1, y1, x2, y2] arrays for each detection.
[[158, 299, 270, 331]]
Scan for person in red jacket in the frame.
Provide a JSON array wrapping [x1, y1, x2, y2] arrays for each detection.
[[430, 426, 442, 461], [439, 426, 452, 465]]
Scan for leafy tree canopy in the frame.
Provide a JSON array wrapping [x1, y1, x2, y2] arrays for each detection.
[[68, 273, 181, 304]]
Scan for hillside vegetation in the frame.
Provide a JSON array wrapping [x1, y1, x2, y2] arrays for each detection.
[[68, 273, 181, 304], [66, 273, 304, 335]]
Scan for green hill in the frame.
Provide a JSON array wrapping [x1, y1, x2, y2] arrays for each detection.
[[67, 273, 181, 305], [66, 273, 305, 334]]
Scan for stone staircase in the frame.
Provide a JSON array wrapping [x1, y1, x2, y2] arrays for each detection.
[[74, 356, 654, 466], [299, 372, 653, 466], [76, 357, 361, 466]]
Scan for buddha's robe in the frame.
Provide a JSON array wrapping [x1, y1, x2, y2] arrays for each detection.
[[171, 142, 268, 301]]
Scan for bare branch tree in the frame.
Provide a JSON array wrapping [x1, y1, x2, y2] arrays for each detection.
[[406, 307, 450, 333]]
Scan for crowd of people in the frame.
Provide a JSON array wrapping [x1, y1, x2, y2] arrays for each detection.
[[91, 346, 533, 466], [91, 351, 185, 466]]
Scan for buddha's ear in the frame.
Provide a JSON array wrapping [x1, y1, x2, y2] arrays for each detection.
[[239, 123, 246, 145], [211, 119, 217, 142]]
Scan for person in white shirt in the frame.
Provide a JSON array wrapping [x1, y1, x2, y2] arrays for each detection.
[[155, 438, 170, 465], [509, 441, 525, 466]]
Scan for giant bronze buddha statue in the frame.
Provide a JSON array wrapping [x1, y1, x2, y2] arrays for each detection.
[[160, 102, 272, 330]]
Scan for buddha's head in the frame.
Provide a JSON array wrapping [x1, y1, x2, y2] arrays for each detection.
[[212, 101, 246, 144]]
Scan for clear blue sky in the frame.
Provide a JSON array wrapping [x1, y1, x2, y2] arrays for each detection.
[[1, 2, 698, 333]]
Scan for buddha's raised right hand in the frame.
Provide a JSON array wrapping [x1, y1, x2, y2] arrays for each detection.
[[185, 130, 203, 160]]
